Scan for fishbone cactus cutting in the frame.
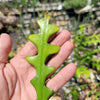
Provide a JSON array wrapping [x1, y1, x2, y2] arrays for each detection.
[[26, 15, 60, 100]]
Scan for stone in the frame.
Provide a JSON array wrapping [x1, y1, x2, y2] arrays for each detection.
[[23, 14, 31, 19], [96, 11, 100, 16], [24, 20, 30, 24], [97, 2, 100, 6], [49, 96, 61, 100], [97, 16, 100, 21]]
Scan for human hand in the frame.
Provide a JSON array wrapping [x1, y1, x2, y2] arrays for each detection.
[[0, 30, 76, 100]]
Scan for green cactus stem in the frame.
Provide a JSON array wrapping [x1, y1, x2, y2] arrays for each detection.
[[26, 15, 60, 100]]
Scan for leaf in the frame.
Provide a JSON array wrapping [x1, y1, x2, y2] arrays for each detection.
[[75, 66, 92, 79], [72, 89, 79, 100], [92, 58, 100, 71], [21, 0, 27, 5], [26, 15, 60, 100], [82, 33, 100, 46]]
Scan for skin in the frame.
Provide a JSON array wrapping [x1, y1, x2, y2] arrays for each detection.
[[0, 30, 76, 100]]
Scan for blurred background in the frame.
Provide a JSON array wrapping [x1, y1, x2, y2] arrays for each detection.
[[0, 0, 100, 99]]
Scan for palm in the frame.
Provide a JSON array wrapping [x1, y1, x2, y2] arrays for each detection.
[[3, 57, 36, 100], [0, 30, 76, 100]]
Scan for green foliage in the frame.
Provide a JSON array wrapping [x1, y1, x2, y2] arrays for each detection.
[[14, 0, 28, 5], [86, 83, 100, 99], [26, 15, 60, 100], [63, 0, 99, 9], [65, 86, 80, 100], [75, 66, 92, 79], [82, 33, 100, 46], [73, 24, 100, 79], [71, 89, 79, 100], [92, 58, 100, 71], [0, 0, 38, 10], [63, 0, 87, 9], [92, 0, 99, 6]]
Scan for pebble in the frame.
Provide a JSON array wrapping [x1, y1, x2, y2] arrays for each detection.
[[49, 96, 61, 100]]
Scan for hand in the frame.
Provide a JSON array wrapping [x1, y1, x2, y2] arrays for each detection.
[[0, 30, 76, 100]]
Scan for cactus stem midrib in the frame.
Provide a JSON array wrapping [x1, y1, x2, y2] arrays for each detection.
[[36, 31, 47, 100]]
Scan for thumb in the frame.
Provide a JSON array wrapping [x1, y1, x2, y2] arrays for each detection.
[[0, 33, 12, 63]]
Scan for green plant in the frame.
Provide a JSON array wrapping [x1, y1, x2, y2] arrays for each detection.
[[71, 87, 79, 100], [63, 0, 99, 9], [92, 0, 99, 6], [63, 0, 87, 9], [81, 30, 100, 71], [75, 66, 92, 79], [26, 15, 60, 100], [92, 58, 100, 71], [73, 24, 100, 79], [65, 84, 88, 100], [86, 83, 100, 99], [65, 23, 100, 99], [65, 87, 80, 100], [82, 33, 100, 46]]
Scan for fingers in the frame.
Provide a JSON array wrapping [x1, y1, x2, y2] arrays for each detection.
[[50, 30, 70, 46], [0, 34, 12, 63], [16, 30, 70, 58], [16, 41, 37, 57], [46, 63, 76, 92], [47, 41, 74, 70]]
